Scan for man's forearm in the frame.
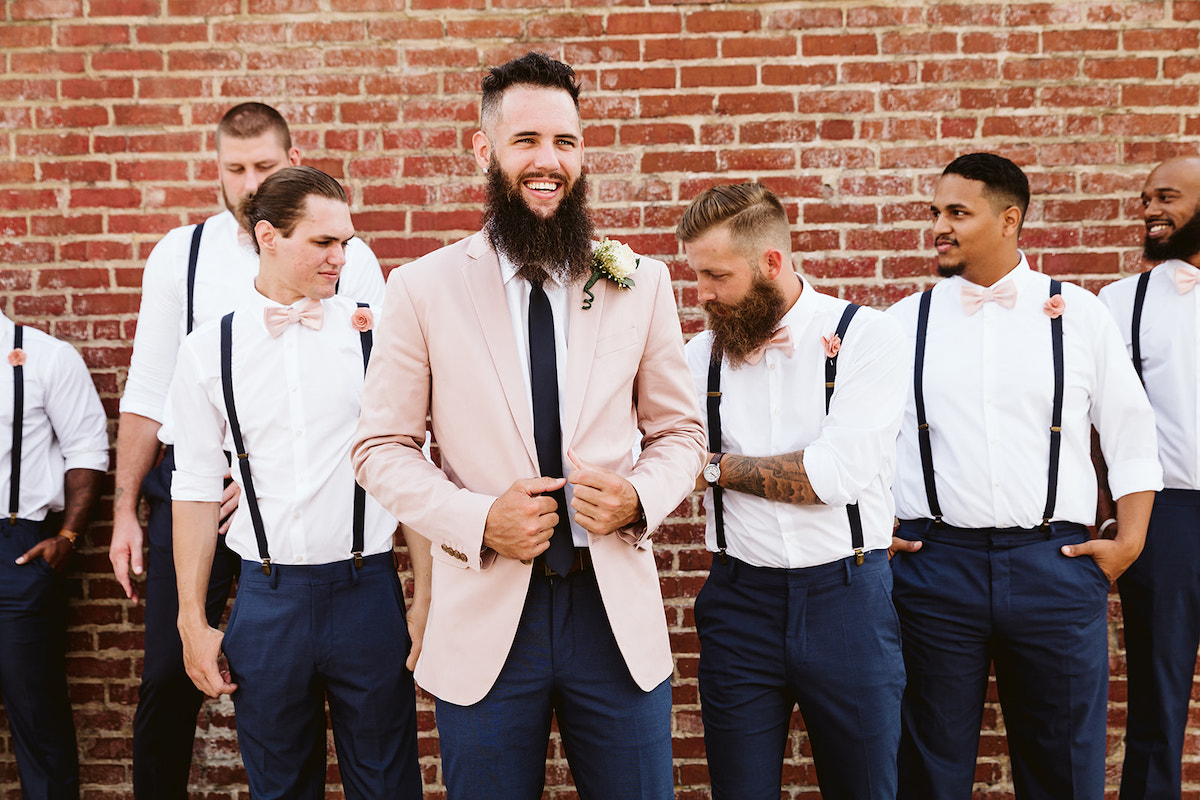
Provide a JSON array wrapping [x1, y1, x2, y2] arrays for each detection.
[[173, 500, 220, 629], [114, 412, 164, 518], [400, 524, 432, 606], [1114, 490, 1155, 553], [61, 468, 104, 535], [715, 450, 823, 505]]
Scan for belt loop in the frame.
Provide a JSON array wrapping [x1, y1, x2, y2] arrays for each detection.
[[843, 557, 853, 585]]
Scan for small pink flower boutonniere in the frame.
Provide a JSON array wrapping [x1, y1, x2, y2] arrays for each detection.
[[7, 348, 25, 367], [822, 334, 841, 359], [350, 307, 374, 332], [1043, 294, 1065, 319]]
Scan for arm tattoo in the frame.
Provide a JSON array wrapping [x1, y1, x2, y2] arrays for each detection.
[[718, 451, 824, 505]]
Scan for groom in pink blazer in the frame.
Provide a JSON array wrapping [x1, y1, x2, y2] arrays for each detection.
[[352, 52, 705, 799]]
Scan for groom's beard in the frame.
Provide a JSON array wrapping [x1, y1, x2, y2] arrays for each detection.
[[1144, 202, 1200, 263], [703, 270, 788, 368], [483, 159, 595, 286]]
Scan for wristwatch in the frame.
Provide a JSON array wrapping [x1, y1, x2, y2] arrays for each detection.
[[57, 528, 78, 546], [703, 453, 724, 487]]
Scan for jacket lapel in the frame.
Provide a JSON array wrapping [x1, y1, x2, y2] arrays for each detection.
[[562, 274, 604, 448]]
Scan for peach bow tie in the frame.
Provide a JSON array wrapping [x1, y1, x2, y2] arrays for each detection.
[[961, 280, 1017, 315], [1175, 265, 1200, 295], [263, 298, 324, 338], [745, 326, 793, 366]]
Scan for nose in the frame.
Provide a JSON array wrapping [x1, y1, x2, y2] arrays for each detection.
[[531, 140, 560, 172], [243, 168, 264, 195], [932, 212, 951, 236], [328, 243, 347, 266], [697, 276, 716, 304], [1144, 198, 1163, 218]]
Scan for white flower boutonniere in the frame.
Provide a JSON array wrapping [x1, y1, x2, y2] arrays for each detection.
[[583, 238, 638, 310]]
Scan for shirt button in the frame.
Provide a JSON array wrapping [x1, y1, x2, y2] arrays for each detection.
[[295, 554, 305, 563], [294, 512, 301, 520], [769, 363, 776, 370], [773, 408, 780, 416]]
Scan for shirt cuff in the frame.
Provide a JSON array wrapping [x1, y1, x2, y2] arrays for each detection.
[[802, 446, 843, 507], [117, 396, 165, 424], [62, 451, 110, 473], [1107, 457, 1165, 502], [170, 470, 226, 503]]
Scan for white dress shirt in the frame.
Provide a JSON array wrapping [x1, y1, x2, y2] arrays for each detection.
[[498, 252, 594, 547], [1100, 259, 1200, 490], [121, 209, 385, 444], [0, 313, 109, 521], [685, 278, 907, 569], [169, 293, 395, 565], [888, 254, 1163, 529]]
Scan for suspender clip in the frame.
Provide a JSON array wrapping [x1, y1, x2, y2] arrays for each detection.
[[353, 551, 363, 568], [7, 513, 14, 524], [1039, 518, 1051, 532], [705, 391, 721, 398], [853, 547, 864, 566], [933, 515, 944, 529], [1050, 426, 1061, 433], [717, 548, 727, 565], [825, 381, 835, 389], [261, 558, 271, 576], [238, 452, 249, 460], [918, 423, 929, 431]]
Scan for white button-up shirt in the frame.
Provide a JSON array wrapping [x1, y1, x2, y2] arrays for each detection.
[[1100, 259, 1200, 491], [888, 254, 1163, 529], [685, 278, 908, 569], [0, 313, 109, 521], [121, 209, 385, 444], [169, 292, 395, 566]]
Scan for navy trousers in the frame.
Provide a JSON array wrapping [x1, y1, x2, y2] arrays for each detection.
[[695, 551, 905, 800], [0, 518, 78, 800], [131, 450, 239, 800], [222, 553, 422, 800], [1118, 489, 1200, 800], [892, 520, 1110, 800], [434, 567, 674, 800]]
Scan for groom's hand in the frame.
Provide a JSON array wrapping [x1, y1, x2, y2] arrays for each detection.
[[483, 477, 567, 561], [567, 449, 642, 536]]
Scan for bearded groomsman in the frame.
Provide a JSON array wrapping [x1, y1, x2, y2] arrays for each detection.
[[1098, 156, 1200, 800], [677, 182, 907, 800], [888, 152, 1161, 800], [352, 52, 704, 799]]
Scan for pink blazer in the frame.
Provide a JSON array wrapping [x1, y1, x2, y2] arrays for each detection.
[[353, 233, 706, 705]]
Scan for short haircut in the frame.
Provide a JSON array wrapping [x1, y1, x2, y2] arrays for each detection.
[[238, 166, 346, 254], [480, 51, 581, 132], [216, 102, 292, 151], [943, 152, 1030, 231], [676, 182, 792, 262]]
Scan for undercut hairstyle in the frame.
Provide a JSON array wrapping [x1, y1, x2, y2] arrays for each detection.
[[943, 152, 1031, 232], [238, 166, 346, 254], [676, 183, 792, 263], [216, 102, 292, 151], [480, 51, 581, 132]]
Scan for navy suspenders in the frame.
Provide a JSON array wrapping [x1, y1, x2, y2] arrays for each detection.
[[186, 221, 205, 335], [913, 280, 1065, 529], [1130, 269, 1152, 384], [218, 303, 372, 575], [9, 325, 22, 524], [706, 303, 864, 564]]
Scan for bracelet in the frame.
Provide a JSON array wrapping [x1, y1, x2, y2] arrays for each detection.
[[1098, 518, 1117, 536], [57, 528, 78, 546]]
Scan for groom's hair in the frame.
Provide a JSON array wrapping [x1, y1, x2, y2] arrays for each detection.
[[238, 165, 347, 254], [676, 183, 792, 264], [480, 51, 581, 132], [942, 152, 1030, 233]]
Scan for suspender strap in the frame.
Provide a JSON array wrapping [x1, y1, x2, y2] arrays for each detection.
[[220, 313, 272, 574], [913, 289, 943, 525], [1130, 269, 1151, 384], [186, 221, 205, 335], [1042, 279, 1065, 530], [9, 325, 23, 524], [705, 354, 727, 563], [827, 304, 865, 563], [351, 302, 373, 567]]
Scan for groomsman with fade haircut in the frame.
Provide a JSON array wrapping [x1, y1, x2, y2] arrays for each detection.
[[888, 152, 1162, 800], [169, 166, 423, 800], [110, 101, 385, 800], [677, 182, 907, 800], [1098, 155, 1200, 800]]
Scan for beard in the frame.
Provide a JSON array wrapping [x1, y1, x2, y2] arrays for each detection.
[[1144, 204, 1200, 263], [483, 159, 595, 285], [936, 261, 965, 278], [704, 270, 788, 368]]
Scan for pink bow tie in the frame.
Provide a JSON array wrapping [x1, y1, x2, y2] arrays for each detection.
[[1175, 265, 1200, 295], [263, 298, 324, 338], [961, 280, 1017, 315], [745, 326, 793, 366]]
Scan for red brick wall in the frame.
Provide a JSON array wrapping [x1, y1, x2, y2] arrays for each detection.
[[2, 1, 1198, 797]]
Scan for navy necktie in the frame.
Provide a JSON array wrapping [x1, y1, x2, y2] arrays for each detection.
[[528, 279, 575, 576]]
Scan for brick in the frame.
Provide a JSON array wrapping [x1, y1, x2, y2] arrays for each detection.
[[366, 18, 444, 39], [722, 35, 796, 58], [57, 23, 130, 46], [606, 12, 681, 35], [59, 78, 134, 99], [1084, 57, 1160, 80], [685, 9, 759, 32], [802, 33, 877, 57], [69, 188, 142, 209], [880, 88, 958, 113], [930, 3, 1003, 25], [717, 148, 795, 171], [17, 133, 90, 157], [840, 61, 917, 85], [1002, 58, 1081, 81], [111, 103, 184, 127], [962, 31, 1038, 54], [11, 51, 86, 73], [40, 161, 113, 182], [681, 65, 757, 88], [0, 23, 52, 48], [1122, 84, 1200, 107], [640, 94, 715, 118], [762, 64, 837, 85], [1008, 2, 1082, 24], [882, 32, 957, 55], [800, 147, 875, 169], [134, 23, 208, 44], [716, 92, 794, 115], [35, 105, 108, 128], [213, 22, 288, 44], [168, 50, 243, 72], [600, 68, 676, 91], [11, 0, 81, 19], [921, 59, 1000, 83], [741, 120, 817, 144]]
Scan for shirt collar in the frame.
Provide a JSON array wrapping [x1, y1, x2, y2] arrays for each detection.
[[498, 250, 564, 290], [953, 250, 1032, 291]]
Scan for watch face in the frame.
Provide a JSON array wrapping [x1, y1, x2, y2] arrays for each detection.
[[703, 464, 720, 483]]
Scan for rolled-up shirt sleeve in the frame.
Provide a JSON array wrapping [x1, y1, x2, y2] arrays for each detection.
[[167, 334, 228, 503], [45, 344, 109, 473]]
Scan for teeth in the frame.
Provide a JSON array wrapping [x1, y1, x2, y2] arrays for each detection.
[[525, 181, 557, 191], [1148, 222, 1171, 234]]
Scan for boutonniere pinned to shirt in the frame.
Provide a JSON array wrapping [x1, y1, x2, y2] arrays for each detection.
[[1043, 294, 1065, 319], [350, 306, 374, 332], [7, 348, 25, 367], [821, 334, 841, 359], [583, 238, 638, 310]]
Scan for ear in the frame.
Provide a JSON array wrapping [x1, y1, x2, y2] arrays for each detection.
[[472, 131, 491, 172], [287, 147, 302, 167], [761, 247, 789, 281], [255, 220, 278, 253], [1000, 205, 1022, 238]]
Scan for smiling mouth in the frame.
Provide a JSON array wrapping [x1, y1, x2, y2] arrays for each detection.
[[524, 179, 561, 195], [935, 238, 956, 253], [1147, 221, 1173, 239]]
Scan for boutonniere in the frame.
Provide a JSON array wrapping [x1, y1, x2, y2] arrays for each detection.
[[1043, 294, 1065, 319], [350, 307, 374, 332], [7, 348, 25, 367], [821, 334, 841, 359], [582, 238, 638, 310]]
